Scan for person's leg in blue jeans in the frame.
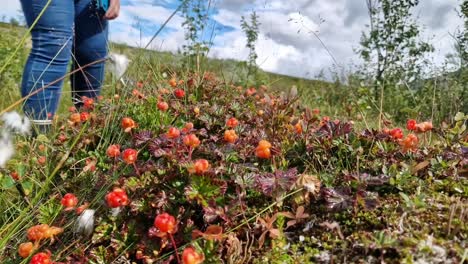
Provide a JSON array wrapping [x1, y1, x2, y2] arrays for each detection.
[[72, 0, 108, 108], [20, 0, 108, 131], [20, 0, 74, 129]]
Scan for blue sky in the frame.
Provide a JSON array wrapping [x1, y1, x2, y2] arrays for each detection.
[[1, 0, 465, 79]]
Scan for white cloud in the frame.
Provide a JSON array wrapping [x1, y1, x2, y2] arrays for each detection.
[[1, 0, 22, 22], [2, 0, 464, 79], [117, 4, 185, 28], [110, 2, 187, 52]]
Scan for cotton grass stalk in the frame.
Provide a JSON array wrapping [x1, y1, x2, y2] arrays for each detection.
[[1, 111, 31, 135], [75, 209, 96, 237], [0, 111, 31, 168], [108, 53, 130, 84], [0, 130, 14, 168]]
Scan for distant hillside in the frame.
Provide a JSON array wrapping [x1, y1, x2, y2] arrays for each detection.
[[109, 41, 333, 102], [0, 21, 334, 113]]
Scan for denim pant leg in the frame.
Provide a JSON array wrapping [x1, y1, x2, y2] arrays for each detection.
[[20, 0, 74, 124], [71, 0, 108, 107]]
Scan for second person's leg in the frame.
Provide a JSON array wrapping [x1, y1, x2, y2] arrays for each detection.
[[20, 0, 74, 128], [71, 0, 109, 107]]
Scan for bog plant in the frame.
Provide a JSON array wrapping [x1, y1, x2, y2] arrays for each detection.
[[0, 5, 467, 263], [1, 69, 466, 263]]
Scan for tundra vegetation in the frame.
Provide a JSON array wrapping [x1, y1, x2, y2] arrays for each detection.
[[0, 0, 467, 263]]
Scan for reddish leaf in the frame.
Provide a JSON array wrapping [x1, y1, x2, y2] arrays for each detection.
[[255, 168, 298, 197]]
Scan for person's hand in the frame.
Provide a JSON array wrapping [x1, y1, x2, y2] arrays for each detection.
[[104, 0, 120, 20]]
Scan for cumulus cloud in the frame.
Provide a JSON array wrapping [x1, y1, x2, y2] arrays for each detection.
[[1, 0, 464, 79]]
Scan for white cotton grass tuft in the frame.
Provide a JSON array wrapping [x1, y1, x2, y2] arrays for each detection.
[[75, 209, 95, 237], [0, 131, 14, 168], [111, 207, 121, 217], [108, 53, 130, 82], [0, 111, 31, 168], [1, 111, 31, 135]]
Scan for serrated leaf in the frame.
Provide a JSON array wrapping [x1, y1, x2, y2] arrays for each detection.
[[255, 168, 298, 197], [152, 149, 167, 158], [321, 187, 354, 211], [21, 180, 33, 195], [454, 112, 465, 122], [0, 174, 15, 189], [16, 163, 26, 177]]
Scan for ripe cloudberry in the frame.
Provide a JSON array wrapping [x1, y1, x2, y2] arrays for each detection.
[[167, 127, 181, 139], [224, 130, 238, 143], [183, 134, 201, 148], [18, 242, 35, 258], [61, 193, 78, 211], [105, 188, 129, 208], [174, 88, 185, 98], [406, 119, 417, 131], [157, 101, 169, 111], [182, 247, 204, 264], [121, 117, 137, 133], [122, 148, 138, 164], [154, 213, 177, 233], [30, 251, 52, 264], [106, 144, 121, 158], [226, 117, 239, 128]]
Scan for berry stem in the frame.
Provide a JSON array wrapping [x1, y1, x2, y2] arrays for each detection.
[[112, 157, 118, 172], [132, 163, 140, 176], [168, 233, 181, 264], [188, 146, 193, 161]]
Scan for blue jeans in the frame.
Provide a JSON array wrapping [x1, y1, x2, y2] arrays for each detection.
[[20, 0, 108, 124]]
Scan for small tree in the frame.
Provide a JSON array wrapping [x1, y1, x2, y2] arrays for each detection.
[[180, 0, 211, 71], [456, 0, 468, 113], [9, 18, 19, 27], [359, 0, 433, 95], [241, 12, 260, 79], [456, 0, 468, 67]]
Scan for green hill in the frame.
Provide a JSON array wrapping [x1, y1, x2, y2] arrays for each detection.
[[0, 21, 332, 115]]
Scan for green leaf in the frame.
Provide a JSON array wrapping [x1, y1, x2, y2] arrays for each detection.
[[21, 180, 33, 196], [16, 163, 26, 178], [454, 112, 465, 122], [0, 174, 15, 189]]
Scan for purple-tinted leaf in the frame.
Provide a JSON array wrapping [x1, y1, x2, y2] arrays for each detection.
[[317, 121, 353, 139], [364, 196, 379, 210], [203, 205, 230, 224], [139, 160, 157, 173], [256, 174, 276, 196], [255, 168, 298, 197], [133, 130, 153, 146], [212, 179, 228, 195], [210, 135, 220, 143], [198, 128, 208, 137], [276, 168, 299, 190], [321, 187, 354, 211], [443, 151, 459, 160], [365, 174, 390, 186], [361, 129, 390, 141], [357, 190, 379, 210], [152, 148, 168, 158], [203, 206, 220, 223], [375, 132, 391, 141], [361, 129, 373, 138], [461, 147, 468, 157], [345, 173, 390, 186]]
